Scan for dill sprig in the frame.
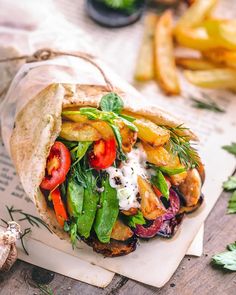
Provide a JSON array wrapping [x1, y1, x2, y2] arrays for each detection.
[[20, 228, 32, 255], [190, 96, 225, 113], [7, 206, 52, 233], [162, 124, 199, 169]]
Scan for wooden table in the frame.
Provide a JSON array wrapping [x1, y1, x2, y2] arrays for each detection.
[[1, 188, 236, 295]]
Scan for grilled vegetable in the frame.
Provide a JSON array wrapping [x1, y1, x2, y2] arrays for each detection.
[[138, 176, 166, 220], [118, 121, 137, 153], [134, 118, 170, 146], [155, 10, 180, 95], [94, 177, 119, 243], [157, 214, 185, 238], [51, 188, 68, 227]]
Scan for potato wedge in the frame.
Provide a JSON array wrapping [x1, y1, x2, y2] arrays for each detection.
[[155, 10, 180, 95], [134, 13, 158, 81], [111, 219, 134, 241], [202, 49, 236, 69], [165, 154, 187, 185], [137, 176, 166, 220], [89, 121, 114, 140], [134, 118, 170, 146], [176, 57, 218, 70], [60, 122, 101, 141], [143, 142, 170, 166], [62, 109, 88, 123], [175, 0, 217, 32], [184, 68, 236, 89], [179, 169, 201, 207]]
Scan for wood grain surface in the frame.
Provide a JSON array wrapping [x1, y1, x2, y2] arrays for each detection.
[[1, 187, 236, 295]]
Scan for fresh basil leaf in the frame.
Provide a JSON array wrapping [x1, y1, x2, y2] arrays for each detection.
[[109, 123, 127, 160], [223, 142, 236, 156], [223, 176, 236, 191], [212, 242, 236, 271], [158, 166, 186, 176], [100, 93, 124, 114], [125, 210, 146, 228], [227, 191, 236, 214], [76, 141, 92, 161], [151, 170, 169, 199]]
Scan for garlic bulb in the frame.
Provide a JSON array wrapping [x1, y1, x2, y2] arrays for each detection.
[[0, 221, 21, 272]]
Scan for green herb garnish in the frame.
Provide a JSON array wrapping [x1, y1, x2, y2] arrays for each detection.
[[223, 176, 236, 191], [223, 142, 236, 156], [123, 210, 146, 228], [161, 124, 199, 169], [151, 170, 169, 199], [190, 97, 225, 113], [212, 242, 236, 271]]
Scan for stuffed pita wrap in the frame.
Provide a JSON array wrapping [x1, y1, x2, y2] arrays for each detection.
[[0, 54, 205, 257]]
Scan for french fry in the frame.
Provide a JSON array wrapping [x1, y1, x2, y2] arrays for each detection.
[[175, 27, 222, 51], [176, 57, 218, 70], [175, 0, 218, 32], [202, 49, 236, 68], [154, 10, 180, 95], [184, 68, 236, 89], [202, 19, 236, 49], [134, 13, 158, 81]]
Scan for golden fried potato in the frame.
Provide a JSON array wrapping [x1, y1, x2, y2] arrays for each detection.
[[121, 208, 138, 216], [179, 168, 202, 206], [89, 121, 114, 140], [175, 0, 217, 32], [134, 13, 158, 81], [137, 176, 166, 220], [155, 10, 180, 95], [60, 122, 101, 141], [176, 57, 218, 70], [143, 142, 170, 166], [134, 118, 170, 147], [111, 219, 134, 241], [202, 49, 236, 68], [116, 120, 137, 153], [184, 68, 236, 89], [165, 154, 187, 185]]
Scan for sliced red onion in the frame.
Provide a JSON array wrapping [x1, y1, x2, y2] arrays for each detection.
[[134, 217, 163, 238], [162, 189, 180, 221], [157, 214, 185, 238]]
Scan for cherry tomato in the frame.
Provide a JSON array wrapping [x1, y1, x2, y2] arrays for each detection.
[[40, 141, 71, 190], [153, 177, 171, 198], [51, 188, 68, 227], [88, 138, 116, 170]]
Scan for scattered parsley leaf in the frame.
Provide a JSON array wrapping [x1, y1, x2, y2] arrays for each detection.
[[227, 191, 236, 214], [223, 176, 236, 191], [222, 142, 236, 156], [212, 242, 236, 271], [151, 170, 169, 199]]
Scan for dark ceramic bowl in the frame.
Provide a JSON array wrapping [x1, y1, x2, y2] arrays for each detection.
[[86, 0, 146, 28]]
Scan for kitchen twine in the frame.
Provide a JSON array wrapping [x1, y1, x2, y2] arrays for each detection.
[[0, 48, 115, 92]]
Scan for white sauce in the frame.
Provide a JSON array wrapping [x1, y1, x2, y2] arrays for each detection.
[[106, 144, 154, 210]]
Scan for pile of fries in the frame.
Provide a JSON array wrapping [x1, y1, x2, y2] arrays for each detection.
[[135, 0, 236, 95]]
